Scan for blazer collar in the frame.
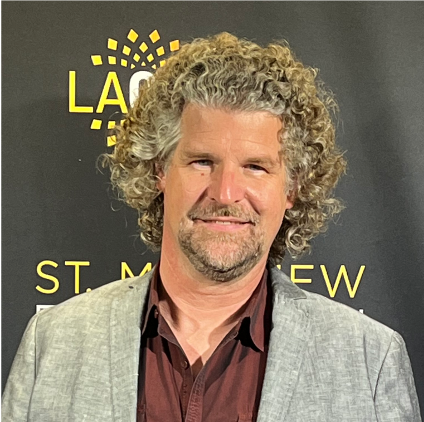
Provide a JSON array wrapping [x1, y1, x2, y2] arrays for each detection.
[[108, 265, 310, 422], [110, 270, 154, 422], [257, 266, 311, 422]]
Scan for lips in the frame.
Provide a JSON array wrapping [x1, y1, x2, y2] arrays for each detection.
[[199, 218, 249, 224], [191, 218, 254, 233], [195, 218, 251, 225], [203, 220, 244, 225]]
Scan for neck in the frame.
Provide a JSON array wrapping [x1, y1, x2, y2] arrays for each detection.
[[158, 243, 268, 331]]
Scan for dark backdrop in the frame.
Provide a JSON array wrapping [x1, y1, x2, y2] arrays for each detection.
[[2, 1, 423, 412]]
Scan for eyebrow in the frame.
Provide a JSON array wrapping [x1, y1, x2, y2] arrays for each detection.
[[180, 151, 216, 161]]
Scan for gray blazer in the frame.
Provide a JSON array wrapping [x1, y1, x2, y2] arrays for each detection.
[[2, 267, 421, 421]]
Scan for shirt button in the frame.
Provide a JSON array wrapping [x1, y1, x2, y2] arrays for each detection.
[[154, 309, 158, 318], [181, 360, 189, 369]]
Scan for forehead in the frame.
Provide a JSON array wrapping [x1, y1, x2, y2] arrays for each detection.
[[178, 104, 283, 154]]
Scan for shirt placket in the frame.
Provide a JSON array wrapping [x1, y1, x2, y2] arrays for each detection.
[[185, 370, 206, 422], [158, 314, 196, 420], [184, 327, 240, 422], [180, 357, 193, 419]]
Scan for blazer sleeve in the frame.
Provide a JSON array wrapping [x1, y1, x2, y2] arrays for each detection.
[[2, 313, 39, 422], [374, 331, 422, 421]]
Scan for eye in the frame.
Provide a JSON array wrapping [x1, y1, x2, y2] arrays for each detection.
[[192, 160, 213, 168], [246, 164, 267, 172]]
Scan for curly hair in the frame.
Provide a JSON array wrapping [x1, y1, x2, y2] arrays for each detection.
[[102, 32, 346, 264]]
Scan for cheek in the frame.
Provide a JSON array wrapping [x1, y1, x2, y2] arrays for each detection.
[[165, 169, 209, 209], [246, 180, 287, 217], [183, 177, 208, 195], [180, 171, 210, 200]]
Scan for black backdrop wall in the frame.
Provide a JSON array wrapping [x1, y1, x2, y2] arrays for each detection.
[[2, 1, 423, 412]]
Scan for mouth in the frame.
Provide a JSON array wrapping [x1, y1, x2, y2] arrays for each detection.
[[193, 218, 253, 232]]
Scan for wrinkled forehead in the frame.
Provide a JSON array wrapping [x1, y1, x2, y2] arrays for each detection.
[[178, 103, 284, 153]]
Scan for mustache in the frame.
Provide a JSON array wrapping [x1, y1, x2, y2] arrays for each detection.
[[187, 204, 260, 225]]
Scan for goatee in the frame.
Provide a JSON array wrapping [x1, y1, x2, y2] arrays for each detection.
[[178, 204, 265, 282]]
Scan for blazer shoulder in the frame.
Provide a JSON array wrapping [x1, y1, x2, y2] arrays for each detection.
[[299, 289, 400, 371], [34, 271, 152, 331], [303, 288, 394, 339], [271, 267, 396, 353]]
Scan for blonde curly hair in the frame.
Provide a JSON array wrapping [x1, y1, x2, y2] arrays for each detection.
[[103, 32, 346, 264]]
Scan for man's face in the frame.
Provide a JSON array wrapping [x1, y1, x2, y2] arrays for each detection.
[[158, 104, 294, 282]]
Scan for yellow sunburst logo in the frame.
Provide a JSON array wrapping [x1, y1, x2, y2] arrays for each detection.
[[69, 28, 180, 146]]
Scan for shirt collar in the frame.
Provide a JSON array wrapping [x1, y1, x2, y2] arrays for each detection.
[[141, 263, 270, 352], [235, 267, 269, 352], [141, 264, 160, 336]]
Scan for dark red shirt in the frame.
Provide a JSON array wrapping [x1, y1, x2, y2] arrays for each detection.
[[137, 265, 272, 422]]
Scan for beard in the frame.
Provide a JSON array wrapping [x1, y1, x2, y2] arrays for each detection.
[[178, 203, 265, 282]]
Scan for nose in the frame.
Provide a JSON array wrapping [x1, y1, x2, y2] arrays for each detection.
[[207, 163, 245, 205]]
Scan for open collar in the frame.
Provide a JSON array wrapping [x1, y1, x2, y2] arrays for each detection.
[[108, 264, 310, 422]]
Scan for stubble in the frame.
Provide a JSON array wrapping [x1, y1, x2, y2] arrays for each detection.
[[178, 204, 265, 282]]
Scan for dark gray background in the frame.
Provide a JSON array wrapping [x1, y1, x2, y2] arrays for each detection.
[[2, 1, 423, 413]]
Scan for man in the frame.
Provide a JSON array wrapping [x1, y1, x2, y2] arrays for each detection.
[[2, 32, 421, 421]]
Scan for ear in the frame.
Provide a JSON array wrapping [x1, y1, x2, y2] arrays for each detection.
[[285, 191, 295, 210], [155, 163, 166, 192], [285, 180, 298, 210]]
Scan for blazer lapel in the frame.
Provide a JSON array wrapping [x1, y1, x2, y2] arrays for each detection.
[[109, 271, 154, 422], [107, 265, 310, 421], [257, 267, 312, 422]]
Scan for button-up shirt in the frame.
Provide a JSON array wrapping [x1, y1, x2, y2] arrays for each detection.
[[137, 265, 272, 422]]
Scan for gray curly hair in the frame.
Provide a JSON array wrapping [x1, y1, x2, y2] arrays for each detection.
[[102, 32, 346, 264]]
